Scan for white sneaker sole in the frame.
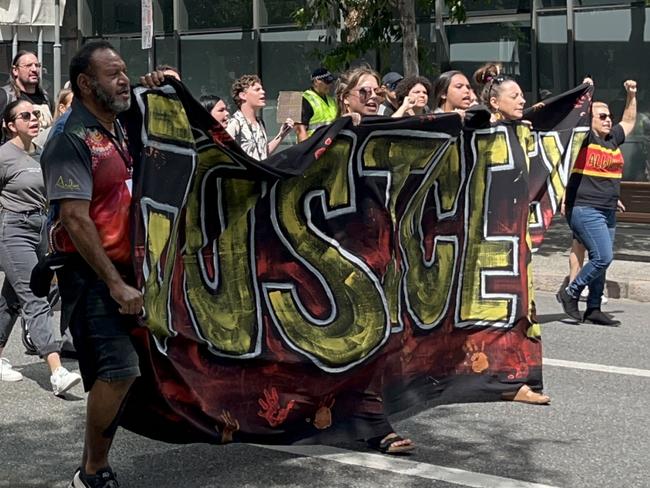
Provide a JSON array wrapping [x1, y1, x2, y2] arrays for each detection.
[[53, 373, 82, 396], [69, 471, 85, 488], [0, 374, 23, 382]]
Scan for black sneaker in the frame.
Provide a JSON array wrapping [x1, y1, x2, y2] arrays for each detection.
[[69, 467, 119, 488], [583, 308, 620, 327], [556, 287, 581, 321]]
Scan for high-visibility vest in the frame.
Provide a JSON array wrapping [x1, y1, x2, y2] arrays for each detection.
[[302, 89, 338, 137]]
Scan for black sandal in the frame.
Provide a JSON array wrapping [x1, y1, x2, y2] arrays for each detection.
[[367, 433, 415, 454]]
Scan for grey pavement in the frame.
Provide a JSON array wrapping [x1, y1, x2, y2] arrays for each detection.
[[1, 291, 649, 488], [533, 216, 650, 301]]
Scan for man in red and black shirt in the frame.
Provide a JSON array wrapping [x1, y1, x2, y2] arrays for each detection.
[[557, 80, 637, 326], [41, 41, 142, 488]]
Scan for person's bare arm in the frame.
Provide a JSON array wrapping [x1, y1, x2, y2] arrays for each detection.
[[268, 118, 294, 155], [619, 80, 637, 137], [59, 199, 143, 315], [392, 97, 417, 118], [294, 123, 308, 142]]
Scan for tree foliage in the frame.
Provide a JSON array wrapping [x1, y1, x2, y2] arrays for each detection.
[[292, 0, 470, 75]]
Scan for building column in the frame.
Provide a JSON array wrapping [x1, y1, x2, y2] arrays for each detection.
[[53, 0, 62, 96], [566, 0, 575, 87]]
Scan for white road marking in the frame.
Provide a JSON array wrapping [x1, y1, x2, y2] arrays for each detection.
[[259, 444, 560, 488], [543, 358, 650, 378]]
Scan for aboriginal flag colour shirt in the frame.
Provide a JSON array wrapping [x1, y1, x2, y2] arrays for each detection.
[[566, 123, 625, 210]]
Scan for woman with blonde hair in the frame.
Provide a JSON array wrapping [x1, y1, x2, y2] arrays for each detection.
[[34, 87, 73, 147], [335, 65, 383, 119], [334, 65, 415, 455]]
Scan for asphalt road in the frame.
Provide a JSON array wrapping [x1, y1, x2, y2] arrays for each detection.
[[1, 292, 648, 488]]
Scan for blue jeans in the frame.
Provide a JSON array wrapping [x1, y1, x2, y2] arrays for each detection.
[[567, 205, 616, 309]]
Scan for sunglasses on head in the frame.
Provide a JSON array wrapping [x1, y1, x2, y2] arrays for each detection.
[[597, 113, 612, 121], [487, 75, 509, 93], [12, 110, 41, 121]]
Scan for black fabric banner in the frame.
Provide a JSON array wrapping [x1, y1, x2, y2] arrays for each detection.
[[119, 80, 593, 445]]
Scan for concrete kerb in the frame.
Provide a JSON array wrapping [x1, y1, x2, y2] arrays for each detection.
[[532, 261, 650, 302]]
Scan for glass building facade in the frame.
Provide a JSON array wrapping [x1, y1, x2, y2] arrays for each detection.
[[7, 0, 647, 220]]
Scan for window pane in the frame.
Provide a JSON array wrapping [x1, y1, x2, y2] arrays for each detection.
[[155, 37, 178, 72], [0, 43, 13, 84], [576, 6, 650, 182], [180, 32, 257, 102], [445, 22, 532, 99], [261, 0, 305, 26], [260, 29, 335, 143], [60, 39, 78, 87], [538, 14, 568, 98], [575, 0, 632, 6], [90, 0, 141, 35], [463, 0, 531, 13], [101, 38, 148, 84], [154, 0, 174, 34], [181, 1, 253, 30]]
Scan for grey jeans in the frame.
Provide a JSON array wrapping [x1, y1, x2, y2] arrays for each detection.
[[0, 210, 61, 357]]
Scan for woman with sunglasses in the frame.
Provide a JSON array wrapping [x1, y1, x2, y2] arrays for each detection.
[[471, 63, 551, 406], [333, 66, 415, 455], [391, 75, 433, 118], [336, 65, 384, 119], [0, 100, 81, 394], [557, 79, 638, 327]]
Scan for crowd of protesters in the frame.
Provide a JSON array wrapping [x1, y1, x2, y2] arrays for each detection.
[[0, 38, 638, 488]]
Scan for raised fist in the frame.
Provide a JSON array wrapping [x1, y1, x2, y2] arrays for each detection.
[[624, 80, 637, 95]]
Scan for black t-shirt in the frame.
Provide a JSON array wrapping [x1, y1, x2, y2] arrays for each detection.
[[301, 97, 313, 125], [0, 86, 50, 115], [566, 124, 626, 210]]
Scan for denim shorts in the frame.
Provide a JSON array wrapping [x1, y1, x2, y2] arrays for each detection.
[[57, 259, 140, 391]]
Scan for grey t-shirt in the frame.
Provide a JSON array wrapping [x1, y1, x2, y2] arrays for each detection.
[[0, 141, 45, 212]]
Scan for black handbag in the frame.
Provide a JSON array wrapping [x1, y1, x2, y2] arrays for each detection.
[[29, 252, 69, 297]]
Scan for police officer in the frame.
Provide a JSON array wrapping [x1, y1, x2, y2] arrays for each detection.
[[295, 68, 338, 142]]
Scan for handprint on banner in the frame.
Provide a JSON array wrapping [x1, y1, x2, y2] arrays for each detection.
[[257, 387, 296, 427], [313, 395, 335, 430], [217, 409, 240, 443], [463, 339, 489, 373]]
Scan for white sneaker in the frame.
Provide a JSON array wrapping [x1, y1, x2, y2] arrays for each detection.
[[579, 286, 608, 304], [0, 357, 23, 382], [50, 366, 81, 396]]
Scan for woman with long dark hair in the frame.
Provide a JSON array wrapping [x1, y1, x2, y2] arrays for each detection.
[[431, 70, 473, 114], [391, 75, 433, 117], [200, 94, 230, 127], [0, 99, 81, 394]]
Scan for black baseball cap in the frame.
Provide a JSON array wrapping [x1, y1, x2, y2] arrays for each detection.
[[311, 68, 336, 84], [382, 72, 403, 90]]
